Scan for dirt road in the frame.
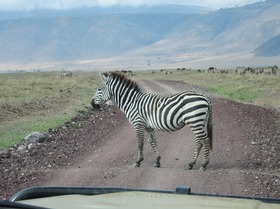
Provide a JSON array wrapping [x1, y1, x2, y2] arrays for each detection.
[[1, 79, 279, 199]]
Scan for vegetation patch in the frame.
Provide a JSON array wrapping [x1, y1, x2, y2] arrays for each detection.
[[208, 85, 261, 103], [135, 69, 279, 108], [0, 115, 70, 149], [0, 71, 98, 149]]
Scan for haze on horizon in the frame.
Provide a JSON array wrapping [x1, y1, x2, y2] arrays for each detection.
[[0, 0, 262, 11]]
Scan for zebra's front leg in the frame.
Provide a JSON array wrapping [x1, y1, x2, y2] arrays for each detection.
[[200, 138, 211, 171], [186, 139, 202, 170], [133, 126, 145, 168], [146, 128, 161, 168]]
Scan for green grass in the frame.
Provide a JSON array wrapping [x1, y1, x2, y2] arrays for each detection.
[[0, 71, 99, 149], [208, 85, 259, 102], [134, 69, 280, 107], [0, 115, 71, 148], [0, 71, 99, 105]]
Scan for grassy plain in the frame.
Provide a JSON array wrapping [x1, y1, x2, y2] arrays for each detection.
[[0, 71, 99, 149], [0, 69, 279, 149], [135, 69, 280, 107]]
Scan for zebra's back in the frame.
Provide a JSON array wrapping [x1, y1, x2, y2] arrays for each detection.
[[138, 92, 211, 132]]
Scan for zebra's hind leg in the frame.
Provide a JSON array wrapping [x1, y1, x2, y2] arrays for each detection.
[[146, 128, 161, 168], [186, 139, 202, 170], [133, 125, 145, 168], [200, 138, 211, 171], [187, 125, 210, 171]]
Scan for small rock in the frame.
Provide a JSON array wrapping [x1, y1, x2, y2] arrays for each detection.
[[17, 145, 27, 153], [251, 141, 258, 145], [0, 150, 11, 159], [27, 143, 33, 150], [24, 132, 47, 144]]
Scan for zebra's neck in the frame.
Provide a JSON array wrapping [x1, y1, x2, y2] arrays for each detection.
[[110, 83, 142, 114]]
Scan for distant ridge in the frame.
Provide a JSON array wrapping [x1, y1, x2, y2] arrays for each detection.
[[255, 34, 280, 57], [0, 5, 213, 20]]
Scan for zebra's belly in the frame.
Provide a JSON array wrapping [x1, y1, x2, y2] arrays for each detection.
[[147, 119, 185, 132]]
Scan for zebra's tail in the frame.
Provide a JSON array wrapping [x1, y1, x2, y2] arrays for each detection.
[[207, 103, 213, 150]]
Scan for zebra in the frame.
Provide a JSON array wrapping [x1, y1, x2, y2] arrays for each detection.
[[61, 71, 72, 79], [91, 72, 213, 171], [207, 67, 216, 73]]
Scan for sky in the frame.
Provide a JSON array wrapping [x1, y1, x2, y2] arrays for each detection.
[[0, 0, 262, 11]]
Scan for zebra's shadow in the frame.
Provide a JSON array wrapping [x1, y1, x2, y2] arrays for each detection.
[[206, 160, 255, 171]]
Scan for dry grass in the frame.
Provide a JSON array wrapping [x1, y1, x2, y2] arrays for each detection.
[[0, 71, 98, 105], [0, 71, 99, 149]]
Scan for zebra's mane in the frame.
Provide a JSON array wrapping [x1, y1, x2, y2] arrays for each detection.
[[109, 71, 141, 92]]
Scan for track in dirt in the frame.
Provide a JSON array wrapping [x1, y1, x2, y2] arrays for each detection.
[[1, 79, 280, 199]]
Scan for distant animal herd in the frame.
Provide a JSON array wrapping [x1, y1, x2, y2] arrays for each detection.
[[59, 65, 278, 78], [235, 65, 278, 76], [151, 65, 278, 76]]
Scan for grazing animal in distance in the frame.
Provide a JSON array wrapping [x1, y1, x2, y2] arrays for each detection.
[[92, 72, 213, 171], [61, 71, 72, 79]]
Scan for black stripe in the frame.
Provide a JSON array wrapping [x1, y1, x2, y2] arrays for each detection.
[[180, 112, 206, 122], [184, 104, 209, 114], [169, 98, 208, 126], [186, 118, 205, 126]]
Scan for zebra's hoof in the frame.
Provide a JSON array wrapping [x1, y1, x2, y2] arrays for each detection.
[[133, 163, 140, 168], [186, 164, 193, 170], [154, 163, 160, 168], [199, 166, 206, 171]]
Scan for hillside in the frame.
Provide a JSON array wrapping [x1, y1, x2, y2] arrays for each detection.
[[0, 0, 280, 71], [129, 0, 280, 67], [255, 34, 280, 57], [0, 14, 190, 62]]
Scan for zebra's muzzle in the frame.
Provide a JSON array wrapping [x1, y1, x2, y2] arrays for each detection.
[[91, 99, 101, 109]]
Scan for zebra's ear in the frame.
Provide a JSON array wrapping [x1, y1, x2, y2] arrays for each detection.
[[100, 72, 109, 83]]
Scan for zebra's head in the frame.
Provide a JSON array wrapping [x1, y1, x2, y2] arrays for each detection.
[[91, 73, 111, 108]]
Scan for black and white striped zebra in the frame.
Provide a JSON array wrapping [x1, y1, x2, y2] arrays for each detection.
[[92, 72, 213, 171], [60, 71, 72, 79]]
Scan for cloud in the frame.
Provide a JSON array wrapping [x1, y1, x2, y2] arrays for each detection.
[[202, 0, 260, 8], [0, 0, 97, 10], [0, 0, 142, 10], [96, 0, 165, 7], [0, 0, 260, 11]]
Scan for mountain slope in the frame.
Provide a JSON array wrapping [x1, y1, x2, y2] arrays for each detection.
[[255, 34, 280, 57], [122, 1, 280, 59], [0, 14, 188, 62]]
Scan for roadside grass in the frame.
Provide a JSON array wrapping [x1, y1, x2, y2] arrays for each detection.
[[0, 69, 279, 150], [0, 71, 98, 105], [0, 71, 99, 149], [134, 69, 280, 108], [0, 115, 70, 148]]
